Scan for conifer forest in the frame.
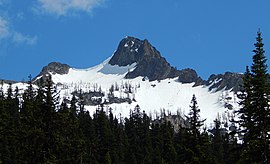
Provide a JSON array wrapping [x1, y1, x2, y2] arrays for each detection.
[[1, 31, 270, 163]]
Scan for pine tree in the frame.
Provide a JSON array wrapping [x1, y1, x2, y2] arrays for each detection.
[[41, 76, 58, 163], [93, 105, 113, 163], [187, 94, 206, 141], [160, 121, 177, 164], [210, 118, 225, 164], [238, 66, 253, 141], [56, 99, 83, 163], [150, 123, 163, 164], [185, 94, 206, 163], [238, 30, 270, 163], [78, 109, 97, 163], [19, 75, 45, 163], [5, 83, 20, 163], [125, 105, 153, 163], [0, 83, 21, 163]]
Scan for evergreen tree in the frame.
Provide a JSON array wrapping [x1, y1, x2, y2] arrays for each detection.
[[150, 123, 163, 164], [185, 94, 206, 163], [0, 83, 21, 163], [187, 94, 206, 142], [56, 99, 83, 163], [237, 66, 253, 142], [93, 105, 113, 163], [160, 121, 177, 164], [41, 76, 58, 163], [19, 75, 45, 163], [80, 113, 97, 163], [238, 30, 270, 163], [125, 105, 152, 164], [5, 84, 20, 163], [210, 118, 225, 164]]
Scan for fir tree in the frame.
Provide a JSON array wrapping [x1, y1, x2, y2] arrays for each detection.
[[41, 76, 59, 163], [187, 94, 206, 141], [93, 105, 113, 163], [238, 30, 270, 163], [210, 118, 225, 164], [19, 75, 45, 163], [160, 121, 177, 164], [185, 94, 206, 163]]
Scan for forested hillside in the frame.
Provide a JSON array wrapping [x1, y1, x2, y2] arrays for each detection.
[[0, 77, 240, 163]]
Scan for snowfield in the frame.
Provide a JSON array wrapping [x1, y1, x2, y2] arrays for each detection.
[[49, 57, 239, 127], [1, 57, 239, 127]]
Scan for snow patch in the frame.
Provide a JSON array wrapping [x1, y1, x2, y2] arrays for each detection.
[[99, 63, 136, 75]]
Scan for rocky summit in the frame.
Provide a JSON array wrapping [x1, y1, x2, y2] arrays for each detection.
[[39, 62, 70, 76], [206, 72, 243, 92], [0, 36, 246, 127], [108, 36, 243, 90], [109, 36, 205, 83], [34, 36, 243, 91]]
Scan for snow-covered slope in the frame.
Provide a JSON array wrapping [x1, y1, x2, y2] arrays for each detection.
[[47, 57, 238, 127], [1, 36, 240, 127]]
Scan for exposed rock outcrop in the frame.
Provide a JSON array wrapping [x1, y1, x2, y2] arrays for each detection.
[[33, 37, 244, 92], [206, 72, 243, 92], [39, 62, 70, 75], [109, 36, 204, 84], [177, 68, 205, 86]]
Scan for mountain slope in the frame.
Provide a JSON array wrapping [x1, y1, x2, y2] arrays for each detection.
[[41, 60, 238, 125], [3, 36, 243, 126]]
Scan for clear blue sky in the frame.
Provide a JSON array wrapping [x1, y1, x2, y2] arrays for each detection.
[[0, 0, 270, 81]]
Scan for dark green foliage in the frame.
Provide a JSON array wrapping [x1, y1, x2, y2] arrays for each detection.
[[125, 105, 153, 164], [178, 94, 209, 163], [0, 83, 20, 163], [238, 30, 270, 163], [160, 121, 177, 164], [187, 94, 206, 142], [0, 80, 243, 163], [210, 118, 225, 163]]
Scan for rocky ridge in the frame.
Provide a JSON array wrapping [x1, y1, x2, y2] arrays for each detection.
[[39, 62, 70, 76], [206, 72, 243, 92], [109, 36, 204, 84], [34, 36, 243, 92]]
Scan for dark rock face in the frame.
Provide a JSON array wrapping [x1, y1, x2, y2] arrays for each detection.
[[33, 62, 70, 84], [39, 62, 70, 76], [125, 55, 175, 81], [177, 68, 205, 86], [110, 36, 203, 83], [206, 72, 243, 92], [109, 36, 145, 66]]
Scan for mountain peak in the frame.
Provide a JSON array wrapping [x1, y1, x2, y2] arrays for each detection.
[[109, 36, 163, 66], [39, 62, 70, 75], [109, 36, 205, 83], [108, 36, 145, 66], [33, 37, 243, 91], [109, 36, 176, 81]]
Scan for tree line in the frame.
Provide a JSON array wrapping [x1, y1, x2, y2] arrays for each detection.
[[1, 31, 270, 163], [0, 79, 239, 163]]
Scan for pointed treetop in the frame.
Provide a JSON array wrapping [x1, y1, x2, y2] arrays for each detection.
[[251, 30, 267, 77]]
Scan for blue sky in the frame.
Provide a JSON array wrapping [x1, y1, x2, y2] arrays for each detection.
[[0, 0, 270, 81]]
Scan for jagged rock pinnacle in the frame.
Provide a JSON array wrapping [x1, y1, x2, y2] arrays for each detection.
[[109, 36, 203, 83]]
